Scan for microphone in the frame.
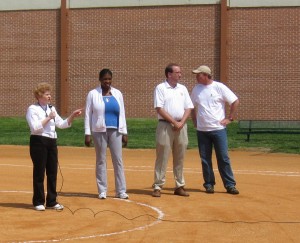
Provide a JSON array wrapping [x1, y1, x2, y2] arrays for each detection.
[[48, 104, 55, 121]]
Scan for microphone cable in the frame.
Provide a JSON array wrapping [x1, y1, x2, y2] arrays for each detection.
[[55, 162, 300, 224]]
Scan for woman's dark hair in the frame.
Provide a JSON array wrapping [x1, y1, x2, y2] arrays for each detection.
[[99, 69, 112, 80]]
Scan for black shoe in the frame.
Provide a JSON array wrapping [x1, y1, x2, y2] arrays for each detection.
[[205, 186, 214, 194], [226, 187, 239, 195]]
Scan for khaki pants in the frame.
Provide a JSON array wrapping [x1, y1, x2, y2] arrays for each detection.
[[153, 121, 188, 190]]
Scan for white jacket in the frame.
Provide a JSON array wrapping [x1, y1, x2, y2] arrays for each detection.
[[84, 86, 127, 135]]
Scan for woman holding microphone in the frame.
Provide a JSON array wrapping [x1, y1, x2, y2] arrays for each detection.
[[26, 82, 82, 211]]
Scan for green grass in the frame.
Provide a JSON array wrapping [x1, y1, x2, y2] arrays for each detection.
[[1, 117, 299, 154]]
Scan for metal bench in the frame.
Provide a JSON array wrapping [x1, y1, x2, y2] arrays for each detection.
[[237, 120, 300, 141]]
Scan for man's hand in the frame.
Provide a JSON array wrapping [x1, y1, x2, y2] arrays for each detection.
[[220, 118, 231, 126], [173, 120, 187, 131]]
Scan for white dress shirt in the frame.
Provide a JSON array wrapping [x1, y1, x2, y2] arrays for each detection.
[[154, 80, 194, 120], [26, 104, 70, 139]]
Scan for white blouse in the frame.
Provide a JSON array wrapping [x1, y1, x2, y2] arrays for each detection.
[[26, 104, 70, 139]]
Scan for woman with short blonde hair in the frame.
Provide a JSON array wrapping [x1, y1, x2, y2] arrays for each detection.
[[26, 82, 82, 211]]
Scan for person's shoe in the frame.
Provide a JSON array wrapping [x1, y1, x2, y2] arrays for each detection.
[[152, 189, 161, 197], [174, 187, 189, 197], [226, 187, 239, 195], [34, 205, 45, 211], [98, 192, 107, 199], [205, 186, 214, 194], [46, 203, 64, 210], [116, 193, 129, 199]]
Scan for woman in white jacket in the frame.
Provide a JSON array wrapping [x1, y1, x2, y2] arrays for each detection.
[[84, 69, 129, 200]]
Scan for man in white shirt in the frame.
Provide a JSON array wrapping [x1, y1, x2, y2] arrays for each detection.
[[191, 65, 239, 195], [152, 63, 194, 197]]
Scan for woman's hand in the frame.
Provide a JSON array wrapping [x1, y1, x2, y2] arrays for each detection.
[[122, 135, 128, 147], [72, 108, 83, 117], [85, 135, 92, 147], [67, 108, 83, 125]]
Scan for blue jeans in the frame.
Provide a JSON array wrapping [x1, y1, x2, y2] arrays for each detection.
[[197, 129, 236, 189]]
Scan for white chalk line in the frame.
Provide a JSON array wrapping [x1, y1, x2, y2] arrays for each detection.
[[0, 160, 299, 241], [1, 163, 299, 177], [0, 190, 164, 243]]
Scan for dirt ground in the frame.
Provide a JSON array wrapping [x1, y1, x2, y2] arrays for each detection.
[[0, 145, 299, 243]]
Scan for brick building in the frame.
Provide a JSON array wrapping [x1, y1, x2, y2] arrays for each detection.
[[0, 0, 299, 120]]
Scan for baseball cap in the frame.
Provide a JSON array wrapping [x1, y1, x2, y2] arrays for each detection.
[[192, 65, 211, 75]]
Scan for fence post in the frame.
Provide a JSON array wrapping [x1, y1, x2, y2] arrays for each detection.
[[220, 0, 228, 84], [60, 0, 69, 115]]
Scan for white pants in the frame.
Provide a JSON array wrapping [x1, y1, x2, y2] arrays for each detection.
[[92, 129, 127, 195]]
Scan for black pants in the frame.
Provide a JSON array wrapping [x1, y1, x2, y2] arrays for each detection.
[[30, 135, 58, 207]]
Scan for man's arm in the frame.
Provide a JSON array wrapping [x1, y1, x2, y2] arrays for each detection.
[[191, 108, 197, 128], [220, 99, 239, 125]]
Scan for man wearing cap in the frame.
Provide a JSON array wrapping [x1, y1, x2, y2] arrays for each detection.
[[152, 63, 194, 197], [191, 65, 240, 195]]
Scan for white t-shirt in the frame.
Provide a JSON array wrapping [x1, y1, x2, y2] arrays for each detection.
[[154, 80, 194, 120], [191, 81, 238, 131]]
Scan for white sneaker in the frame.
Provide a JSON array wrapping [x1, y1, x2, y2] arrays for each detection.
[[116, 193, 129, 199], [34, 205, 45, 211], [46, 203, 64, 210], [98, 192, 106, 199]]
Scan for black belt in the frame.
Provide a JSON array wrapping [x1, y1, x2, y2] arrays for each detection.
[[159, 119, 180, 123], [159, 119, 168, 122]]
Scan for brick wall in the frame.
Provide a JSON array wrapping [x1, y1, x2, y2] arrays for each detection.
[[68, 5, 220, 118], [0, 6, 299, 120], [228, 7, 300, 120], [0, 10, 60, 116]]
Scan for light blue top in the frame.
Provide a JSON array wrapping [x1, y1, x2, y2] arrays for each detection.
[[84, 86, 127, 135], [103, 95, 120, 129]]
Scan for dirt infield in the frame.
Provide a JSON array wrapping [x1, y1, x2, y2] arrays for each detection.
[[0, 145, 300, 243]]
